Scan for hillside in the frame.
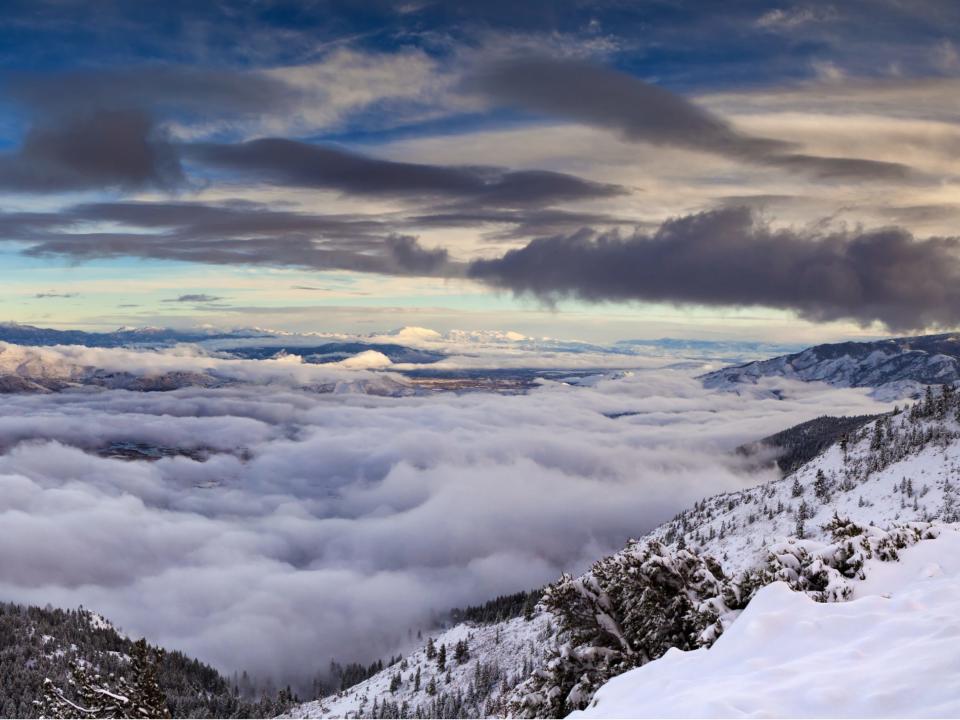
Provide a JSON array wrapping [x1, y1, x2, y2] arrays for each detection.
[[702, 332, 960, 397], [736, 413, 880, 474], [0, 603, 285, 718], [284, 615, 548, 720], [654, 384, 960, 573], [285, 382, 960, 719]]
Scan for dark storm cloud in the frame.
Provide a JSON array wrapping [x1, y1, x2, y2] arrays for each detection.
[[466, 57, 911, 181], [469, 206, 960, 331], [0, 109, 183, 192], [185, 138, 626, 205]]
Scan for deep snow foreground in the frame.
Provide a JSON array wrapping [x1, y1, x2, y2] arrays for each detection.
[[573, 527, 960, 719]]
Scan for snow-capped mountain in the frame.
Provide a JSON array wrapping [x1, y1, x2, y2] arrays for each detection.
[[701, 332, 960, 397], [0, 322, 268, 348], [284, 383, 960, 719]]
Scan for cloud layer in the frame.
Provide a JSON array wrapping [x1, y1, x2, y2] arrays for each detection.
[[0, 341, 889, 688]]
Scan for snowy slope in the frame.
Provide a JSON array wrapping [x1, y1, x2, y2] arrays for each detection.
[[701, 332, 960, 397], [282, 615, 549, 719], [572, 526, 960, 719], [652, 397, 960, 574]]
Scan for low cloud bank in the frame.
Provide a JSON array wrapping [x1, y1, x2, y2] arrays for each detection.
[[0, 343, 889, 687]]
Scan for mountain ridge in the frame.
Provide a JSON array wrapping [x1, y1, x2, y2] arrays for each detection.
[[702, 332, 960, 397]]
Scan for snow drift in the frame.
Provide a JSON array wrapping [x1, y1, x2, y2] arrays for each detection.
[[573, 527, 960, 718]]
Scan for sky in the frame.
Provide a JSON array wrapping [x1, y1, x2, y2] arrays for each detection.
[[2, 0, 960, 342]]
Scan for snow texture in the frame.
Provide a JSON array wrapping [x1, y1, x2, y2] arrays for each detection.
[[701, 333, 960, 399], [573, 526, 960, 718], [282, 615, 549, 719]]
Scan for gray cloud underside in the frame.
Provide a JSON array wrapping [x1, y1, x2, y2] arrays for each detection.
[[164, 294, 224, 303], [0, 109, 183, 192], [0, 201, 644, 276], [469, 206, 960, 331], [0, 112, 625, 205], [186, 138, 625, 205], [4, 66, 300, 118], [466, 57, 911, 181], [0, 64, 626, 203], [6, 201, 960, 332], [0, 202, 457, 276], [0, 65, 300, 192]]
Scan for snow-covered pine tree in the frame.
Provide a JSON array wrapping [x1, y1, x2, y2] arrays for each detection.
[[791, 477, 803, 498], [129, 640, 171, 719], [38, 638, 171, 719], [39, 659, 135, 719], [814, 469, 830, 502], [508, 540, 740, 718]]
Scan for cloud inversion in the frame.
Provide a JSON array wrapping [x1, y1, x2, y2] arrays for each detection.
[[0, 341, 890, 687]]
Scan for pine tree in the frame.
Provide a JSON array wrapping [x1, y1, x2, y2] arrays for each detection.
[[414, 667, 421, 692], [436, 644, 446, 672], [36, 637, 172, 720], [40, 659, 134, 719], [425, 637, 436, 660], [795, 500, 809, 539], [129, 639, 171, 719], [791, 477, 803, 498], [522, 594, 537, 622], [813, 470, 829, 502], [508, 540, 739, 718]]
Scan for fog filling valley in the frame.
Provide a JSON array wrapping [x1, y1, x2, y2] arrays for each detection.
[[0, 340, 892, 687]]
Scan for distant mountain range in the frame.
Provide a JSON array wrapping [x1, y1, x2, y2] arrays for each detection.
[[0, 322, 267, 347], [702, 332, 960, 396]]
